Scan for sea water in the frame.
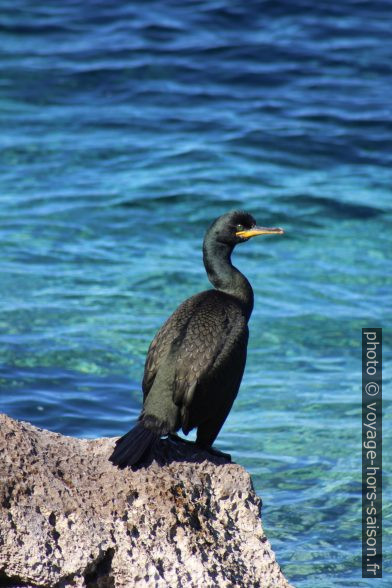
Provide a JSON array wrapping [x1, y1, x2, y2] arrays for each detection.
[[1, 2, 391, 586]]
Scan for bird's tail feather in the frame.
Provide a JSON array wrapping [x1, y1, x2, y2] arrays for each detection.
[[109, 423, 159, 468]]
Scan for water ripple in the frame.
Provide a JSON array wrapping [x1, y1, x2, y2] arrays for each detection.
[[1, 1, 391, 585]]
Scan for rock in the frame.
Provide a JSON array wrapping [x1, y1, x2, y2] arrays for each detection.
[[0, 413, 292, 587]]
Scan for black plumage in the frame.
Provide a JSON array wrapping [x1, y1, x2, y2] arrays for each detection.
[[109, 211, 283, 468]]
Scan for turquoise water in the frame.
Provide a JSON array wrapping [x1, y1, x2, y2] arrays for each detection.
[[1, 1, 391, 585]]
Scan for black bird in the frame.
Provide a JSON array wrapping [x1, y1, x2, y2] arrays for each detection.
[[109, 211, 284, 467]]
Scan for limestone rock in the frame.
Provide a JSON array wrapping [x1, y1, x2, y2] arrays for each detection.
[[0, 413, 292, 587]]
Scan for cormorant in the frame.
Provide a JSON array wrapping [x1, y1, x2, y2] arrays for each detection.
[[109, 211, 284, 468]]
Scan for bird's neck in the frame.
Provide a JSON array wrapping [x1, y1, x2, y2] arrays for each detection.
[[203, 239, 254, 319]]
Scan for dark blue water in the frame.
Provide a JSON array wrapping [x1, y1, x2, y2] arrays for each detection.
[[1, 1, 391, 585]]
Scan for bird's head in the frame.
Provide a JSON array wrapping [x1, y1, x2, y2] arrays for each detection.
[[208, 210, 284, 246]]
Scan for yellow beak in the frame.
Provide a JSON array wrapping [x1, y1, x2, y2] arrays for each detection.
[[236, 226, 284, 238]]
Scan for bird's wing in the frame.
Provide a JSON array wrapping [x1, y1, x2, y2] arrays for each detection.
[[171, 292, 248, 433], [142, 290, 247, 413], [142, 291, 210, 400]]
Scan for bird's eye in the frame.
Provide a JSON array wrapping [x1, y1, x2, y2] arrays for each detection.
[[236, 224, 244, 232]]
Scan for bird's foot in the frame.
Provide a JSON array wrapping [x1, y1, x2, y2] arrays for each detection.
[[196, 444, 232, 462], [168, 433, 195, 446], [168, 434, 231, 462]]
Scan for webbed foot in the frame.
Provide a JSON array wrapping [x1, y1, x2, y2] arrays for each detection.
[[168, 433, 195, 446], [196, 444, 231, 461], [168, 434, 231, 461]]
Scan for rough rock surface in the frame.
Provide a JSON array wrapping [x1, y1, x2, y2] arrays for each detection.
[[0, 413, 292, 587]]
